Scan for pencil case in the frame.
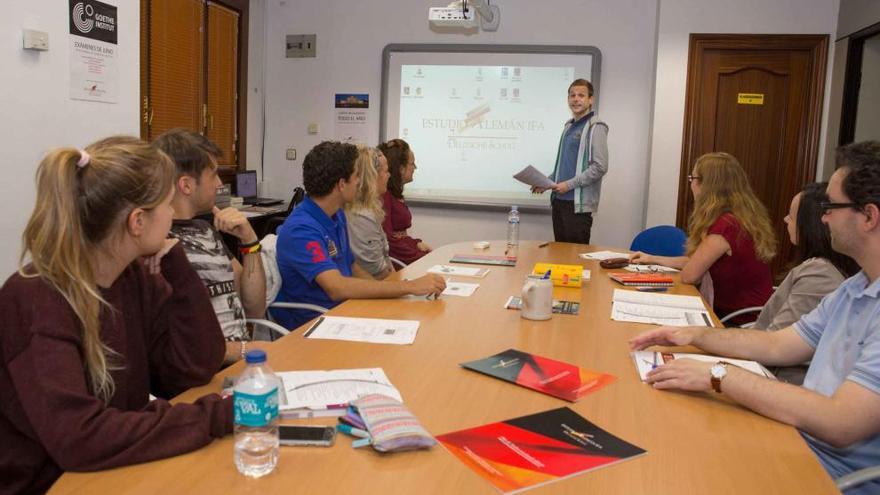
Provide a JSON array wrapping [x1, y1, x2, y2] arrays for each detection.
[[350, 394, 436, 453]]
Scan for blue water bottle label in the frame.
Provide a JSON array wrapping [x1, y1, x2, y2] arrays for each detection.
[[233, 387, 279, 427]]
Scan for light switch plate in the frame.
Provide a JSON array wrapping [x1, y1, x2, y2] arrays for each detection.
[[23, 29, 49, 51], [286, 34, 316, 58], [307, 123, 319, 134], [286, 148, 296, 160]]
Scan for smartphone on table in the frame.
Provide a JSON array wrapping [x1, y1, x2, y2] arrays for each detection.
[[278, 425, 336, 447]]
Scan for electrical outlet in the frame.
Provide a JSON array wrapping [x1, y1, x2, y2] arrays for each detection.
[[307, 123, 319, 134], [286, 148, 296, 160]]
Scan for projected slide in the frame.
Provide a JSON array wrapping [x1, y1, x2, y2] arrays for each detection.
[[398, 64, 574, 203]]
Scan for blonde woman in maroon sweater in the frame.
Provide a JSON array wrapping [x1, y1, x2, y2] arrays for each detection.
[[0, 137, 231, 494]]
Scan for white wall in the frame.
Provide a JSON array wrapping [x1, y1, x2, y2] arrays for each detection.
[[645, 0, 840, 228], [854, 34, 880, 142], [0, 0, 140, 277], [838, 0, 880, 39], [257, 0, 659, 250]]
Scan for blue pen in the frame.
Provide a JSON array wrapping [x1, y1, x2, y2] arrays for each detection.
[[636, 287, 668, 292], [542, 269, 551, 280], [652, 352, 659, 370], [336, 423, 371, 439], [352, 438, 372, 449]]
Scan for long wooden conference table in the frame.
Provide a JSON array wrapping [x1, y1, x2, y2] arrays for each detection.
[[50, 241, 839, 494]]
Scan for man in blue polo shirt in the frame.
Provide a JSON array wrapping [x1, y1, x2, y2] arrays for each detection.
[[273, 141, 446, 329], [628, 140, 880, 494]]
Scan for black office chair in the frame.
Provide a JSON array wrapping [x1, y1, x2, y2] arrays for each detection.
[[266, 186, 306, 234]]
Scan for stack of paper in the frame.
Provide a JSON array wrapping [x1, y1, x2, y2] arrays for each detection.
[[277, 368, 402, 418], [579, 250, 631, 261], [304, 316, 420, 345], [610, 289, 714, 327]]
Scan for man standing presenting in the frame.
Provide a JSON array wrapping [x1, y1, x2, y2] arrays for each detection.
[[533, 79, 609, 244], [273, 141, 446, 330], [630, 141, 880, 494], [154, 129, 267, 363]]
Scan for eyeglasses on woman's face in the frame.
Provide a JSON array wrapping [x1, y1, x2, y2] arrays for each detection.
[[687, 174, 701, 183]]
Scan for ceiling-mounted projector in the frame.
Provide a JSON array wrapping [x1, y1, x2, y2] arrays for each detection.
[[428, 0, 500, 31]]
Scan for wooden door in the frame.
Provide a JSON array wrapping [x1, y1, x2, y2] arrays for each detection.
[[677, 34, 828, 277], [206, 2, 240, 167]]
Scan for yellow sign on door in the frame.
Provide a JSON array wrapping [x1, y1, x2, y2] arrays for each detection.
[[737, 93, 765, 105]]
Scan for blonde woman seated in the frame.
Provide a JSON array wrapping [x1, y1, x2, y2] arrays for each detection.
[[631, 152, 776, 325], [346, 146, 394, 279], [0, 137, 229, 493]]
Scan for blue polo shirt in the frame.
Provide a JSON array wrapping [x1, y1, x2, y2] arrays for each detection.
[[794, 271, 880, 495], [553, 112, 591, 201], [271, 197, 354, 330]]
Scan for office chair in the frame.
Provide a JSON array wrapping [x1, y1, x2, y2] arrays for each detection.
[[254, 232, 329, 340], [836, 466, 880, 492], [630, 225, 687, 257], [390, 257, 407, 269], [266, 186, 306, 234]]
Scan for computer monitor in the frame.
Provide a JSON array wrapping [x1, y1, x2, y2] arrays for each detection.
[[235, 170, 258, 198]]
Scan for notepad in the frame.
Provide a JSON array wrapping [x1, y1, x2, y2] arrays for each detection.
[[450, 254, 516, 266], [610, 289, 714, 327], [631, 351, 775, 381], [276, 368, 403, 416]]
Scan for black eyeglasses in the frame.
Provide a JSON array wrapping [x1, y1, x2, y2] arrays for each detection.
[[820, 202, 860, 214], [687, 174, 701, 183]]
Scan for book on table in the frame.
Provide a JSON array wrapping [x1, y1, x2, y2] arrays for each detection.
[[460, 348, 615, 402], [631, 351, 775, 381], [436, 407, 645, 494], [503, 296, 580, 315], [608, 272, 674, 287], [450, 254, 517, 266]]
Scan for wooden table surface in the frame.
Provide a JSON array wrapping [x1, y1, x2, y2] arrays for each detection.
[[50, 241, 839, 494]]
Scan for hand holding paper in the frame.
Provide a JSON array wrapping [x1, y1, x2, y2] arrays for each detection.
[[513, 165, 555, 189]]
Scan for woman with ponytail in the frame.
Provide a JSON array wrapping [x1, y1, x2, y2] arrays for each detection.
[[0, 136, 230, 494]]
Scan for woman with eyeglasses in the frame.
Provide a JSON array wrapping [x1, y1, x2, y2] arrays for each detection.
[[0, 137, 230, 493], [377, 139, 431, 265], [346, 146, 394, 279], [630, 152, 776, 325]]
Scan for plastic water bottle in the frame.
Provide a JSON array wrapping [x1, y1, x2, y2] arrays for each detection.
[[233, 349, 279, 478], [507, 205, 520, 255]]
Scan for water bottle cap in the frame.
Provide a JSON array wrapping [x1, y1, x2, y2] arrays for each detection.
[[511, 205, 518, 211], [244, 349, 267, 364]]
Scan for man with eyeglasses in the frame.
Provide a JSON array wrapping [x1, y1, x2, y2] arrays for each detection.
[[629, 140, 880, 494]]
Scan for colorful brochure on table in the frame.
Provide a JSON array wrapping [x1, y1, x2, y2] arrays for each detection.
[[437, 407, 646, 494], [460, 349, 615, 402]]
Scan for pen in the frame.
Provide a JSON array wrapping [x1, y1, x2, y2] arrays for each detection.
[[337, 423, 371, 439], [652, 352, 659, 370], [538, 242, 550, 248], [542, 270, 551, 280], [636, 287, 668, 292]]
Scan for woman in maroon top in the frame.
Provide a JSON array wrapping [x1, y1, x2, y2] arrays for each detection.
[[0, 137, 231, 494], [377, 138, 431, 265], [631, 152, 776, 325]]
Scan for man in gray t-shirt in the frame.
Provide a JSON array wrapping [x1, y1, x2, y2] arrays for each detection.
[[629, 141, 880, 494], [154, 129, 268, 363]]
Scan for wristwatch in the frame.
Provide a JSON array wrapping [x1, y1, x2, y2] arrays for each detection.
[[710, 361, 729, 393]]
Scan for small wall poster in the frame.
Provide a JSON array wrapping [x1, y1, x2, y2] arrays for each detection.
[[334, 93, 369, 144], [69, 0, 118, 103]]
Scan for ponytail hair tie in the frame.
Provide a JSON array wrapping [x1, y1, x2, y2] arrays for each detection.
[[77, 150, 90, 168]]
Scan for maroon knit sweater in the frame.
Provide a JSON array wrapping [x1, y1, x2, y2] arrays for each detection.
[[0, 244, 232, 494]]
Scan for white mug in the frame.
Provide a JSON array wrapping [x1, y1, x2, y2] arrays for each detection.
[[521, 276, 553, 321]]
